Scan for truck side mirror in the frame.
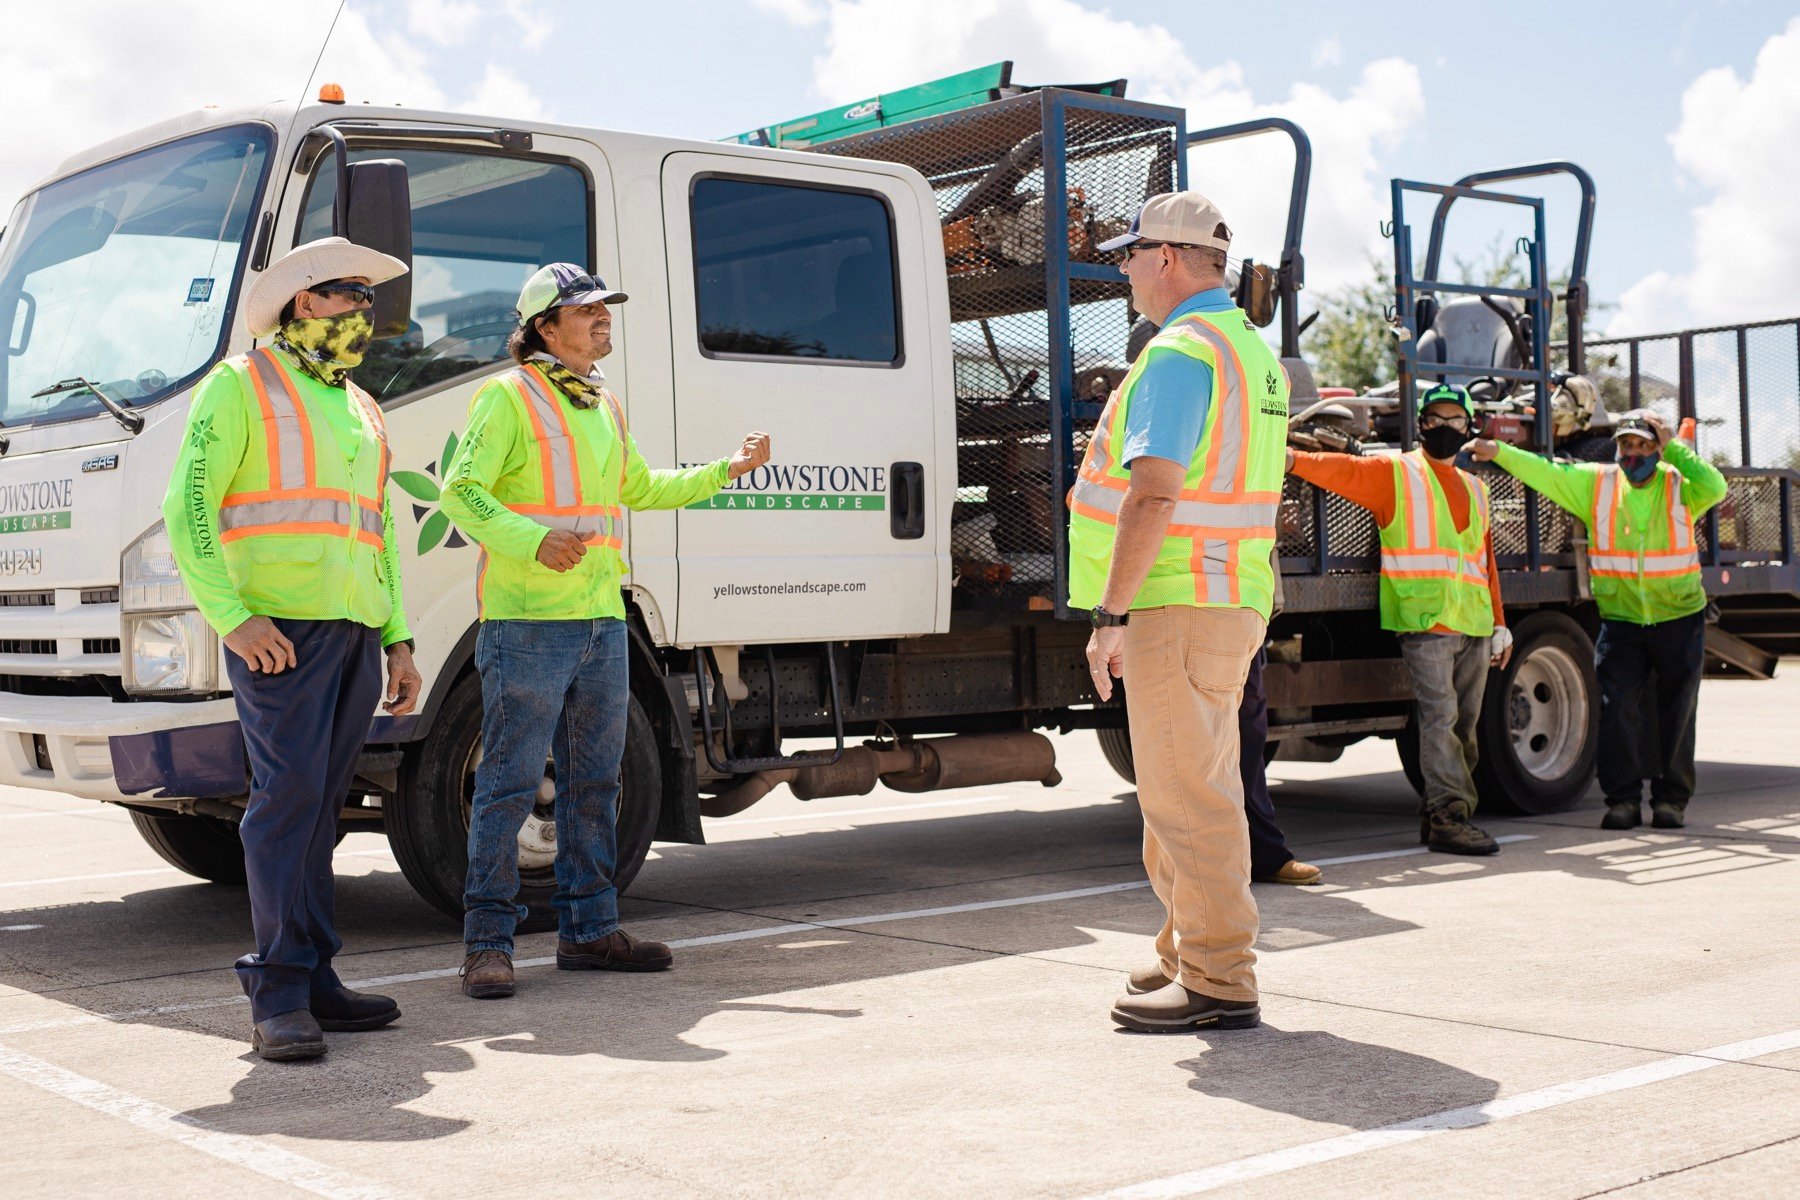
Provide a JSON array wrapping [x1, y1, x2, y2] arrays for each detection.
[[343, 159, 412, 339]]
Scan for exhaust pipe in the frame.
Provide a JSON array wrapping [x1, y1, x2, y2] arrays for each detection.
[[700, 732, 1061, 817]]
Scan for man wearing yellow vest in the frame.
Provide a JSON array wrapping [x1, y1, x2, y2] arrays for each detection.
[[1288, 384, 1511, 855], [165, 237, 421, 1061], [1073, 193, 1287, 1033], [441, 264, 769, 999], [1470, 410, 1726, 829]]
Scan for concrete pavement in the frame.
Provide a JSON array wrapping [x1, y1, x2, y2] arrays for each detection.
[[1, 670, 1798, 1198]]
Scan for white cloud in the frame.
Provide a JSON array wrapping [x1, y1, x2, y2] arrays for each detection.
[[1312, 36, 1343, 69], [406, 0, 485, 45], [793, 0, 1423, 295], [1609, 16, 1800, 335], [752, 0, 828, 25], [0, 1, 556, 219]]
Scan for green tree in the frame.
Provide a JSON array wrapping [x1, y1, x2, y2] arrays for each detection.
[[1302, 255, 1396, 392]]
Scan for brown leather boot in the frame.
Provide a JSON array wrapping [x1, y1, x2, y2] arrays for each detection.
[[461, 950, 515, 999], [1126, 963, 1172, 996], [556, 929, 673, 972]]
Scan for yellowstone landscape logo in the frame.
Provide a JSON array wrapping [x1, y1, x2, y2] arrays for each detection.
[[685, 463, 887, 512], [390, 431, 470, 555]]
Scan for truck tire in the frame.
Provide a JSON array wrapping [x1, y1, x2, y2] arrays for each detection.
[[1096, 726, 1136, 784], [388, 671, 664, 925], [1475, 611, 1599, 814], [128, 810, 248, 884]]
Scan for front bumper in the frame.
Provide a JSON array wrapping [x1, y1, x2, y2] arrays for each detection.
[[0, 692, 243, 803]]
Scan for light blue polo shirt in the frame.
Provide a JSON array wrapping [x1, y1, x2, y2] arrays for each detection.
[[1118, 287, 1232, 469]]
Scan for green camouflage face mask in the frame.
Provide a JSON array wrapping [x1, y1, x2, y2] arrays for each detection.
[[276, 311, 374, 388]]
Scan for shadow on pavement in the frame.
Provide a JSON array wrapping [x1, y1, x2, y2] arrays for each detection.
[[1180, 1024, 1498, 1128]]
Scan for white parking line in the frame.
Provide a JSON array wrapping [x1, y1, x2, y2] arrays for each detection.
[[1085, 1027, 1800, 1199], [0, 808, 127, 820], [0, 867, 181, 890], [0, 837, 1540, 1036], [0, 1043, 401, 1199]]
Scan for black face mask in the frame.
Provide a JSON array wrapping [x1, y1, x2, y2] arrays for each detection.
[[1419, 424, 1467, 460]]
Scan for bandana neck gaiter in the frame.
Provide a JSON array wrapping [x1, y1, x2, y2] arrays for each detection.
[[275, 312, 374, 389], [529, 353, 604, 409]]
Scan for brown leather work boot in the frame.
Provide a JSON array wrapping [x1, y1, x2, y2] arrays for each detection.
[[461, 950, 515, 999], [1257, 859, 1323, 885], [1111, 981, 1261, 1033], [557, 929, 673, 972], [1126, 962, 1172, 996]]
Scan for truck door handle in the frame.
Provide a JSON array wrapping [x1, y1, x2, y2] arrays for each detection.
[[890, 461, 924, 540]]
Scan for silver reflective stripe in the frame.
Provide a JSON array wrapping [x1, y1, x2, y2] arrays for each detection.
[[1169, 317, 1245, 490], [1592, 468, 1620, 552], [514, 369, 579, 508], [1201, 539, 1232, 604], [247, 351, 309, 491], [1400, 454, 1433, 545], [359, 504, 384, 538], [1667, 479, 1693, 549], [1069, 477, 1276, 531], [220, 498, 354, 530], [1380, 551, 1463, 576], [510, 510, 620, 541], [1590, 551, 1700, 574]]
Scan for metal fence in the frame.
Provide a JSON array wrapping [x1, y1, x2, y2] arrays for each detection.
[[820, 90, 1185, 611], [1560, 317, 1800, 471]]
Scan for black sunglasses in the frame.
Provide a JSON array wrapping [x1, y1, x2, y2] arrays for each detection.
[[310, 280, 376, 306], [555, 272, 603, 300]]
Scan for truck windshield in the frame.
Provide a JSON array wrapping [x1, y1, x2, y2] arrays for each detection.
[[0, 124, 272, 429]]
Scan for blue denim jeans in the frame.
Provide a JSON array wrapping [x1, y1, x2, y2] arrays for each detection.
[[463, 617, 628, 954]]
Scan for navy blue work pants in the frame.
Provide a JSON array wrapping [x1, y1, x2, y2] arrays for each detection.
[[1239, 649, 1295, 878], [225, 618, 382, 1023]]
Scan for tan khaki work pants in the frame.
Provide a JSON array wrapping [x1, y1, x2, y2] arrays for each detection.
[[1123, 605, 1266, 1002]]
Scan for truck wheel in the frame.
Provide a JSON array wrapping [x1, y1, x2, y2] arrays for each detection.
[[1096, 726, 1135, 784], [388, 671, 664, 925], [1475, 612, 1599, 814], [128, 810, 248, 884]]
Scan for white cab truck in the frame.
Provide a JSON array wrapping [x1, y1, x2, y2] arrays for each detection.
[[3, 78, 1794, 920]]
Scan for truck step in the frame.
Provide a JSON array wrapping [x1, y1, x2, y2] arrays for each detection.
[[1703, 623, 1779, 680]]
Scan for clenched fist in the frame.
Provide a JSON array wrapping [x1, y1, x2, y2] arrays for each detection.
[[536, 529, 588, 572], [728, 431, 773, 481]]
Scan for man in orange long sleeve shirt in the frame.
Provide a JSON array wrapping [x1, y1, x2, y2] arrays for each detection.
[[1287, 385, 1512, 854]]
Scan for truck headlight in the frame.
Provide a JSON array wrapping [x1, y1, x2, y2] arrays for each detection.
[[121, 522, 219, 695]]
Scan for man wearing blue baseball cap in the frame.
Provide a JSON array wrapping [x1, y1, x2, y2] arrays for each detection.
[[440, 263, 770, 998]]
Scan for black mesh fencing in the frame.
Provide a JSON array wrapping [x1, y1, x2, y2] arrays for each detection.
[[820, 92, 1182, 610]]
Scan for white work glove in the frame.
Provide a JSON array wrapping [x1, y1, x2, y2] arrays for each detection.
[[1489, 626, 1514, 667]]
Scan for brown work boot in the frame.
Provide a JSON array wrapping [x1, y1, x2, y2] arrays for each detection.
[[1256, 859, 1323, 885], [1650, 801, 1687, 829], [461, 950, 515, 999], [556, 929, 673, 972], [1126, 962, 1171, 996], [1424, 806, 1499, 856], [1111, 981, 1260, 1033]]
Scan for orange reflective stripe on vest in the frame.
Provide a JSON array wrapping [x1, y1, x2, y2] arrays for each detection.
[[219, 347, 387, 548], [1380, 453, 1489, 584], [509, 365, 625, 549], [1589, 466, 1700, 577]]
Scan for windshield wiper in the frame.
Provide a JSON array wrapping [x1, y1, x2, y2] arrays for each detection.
[[31, 376, 145, 434]]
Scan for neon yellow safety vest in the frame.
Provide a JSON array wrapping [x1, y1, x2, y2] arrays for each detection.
[[475, 363, 627, 611], [1067, 308, 1289, 617], [217, 347, 394, 626], [1588, 462, 1702, 616], [1376, 451, 1495, 637]]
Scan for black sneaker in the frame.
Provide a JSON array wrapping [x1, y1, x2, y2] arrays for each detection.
[[1601, 802, 1643, 830], [1650, 802, 1686, 829]]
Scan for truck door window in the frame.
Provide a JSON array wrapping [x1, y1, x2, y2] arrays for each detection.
[[298, 146, 591, 402], [690, 176, 900, 365]]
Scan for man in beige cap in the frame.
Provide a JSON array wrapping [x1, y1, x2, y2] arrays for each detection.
[[163, 237, 422, 1061], [1070, 193, 1289, 1031]]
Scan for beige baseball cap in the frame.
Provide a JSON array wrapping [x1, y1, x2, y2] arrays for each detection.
[[1096, 191, 1232, 254]]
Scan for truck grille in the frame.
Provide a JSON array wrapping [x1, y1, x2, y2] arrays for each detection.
[[0, 639, 57, 655], [81, 638, 121, 655], [81, 587, 120, 604], [0, 591, 54, 607]]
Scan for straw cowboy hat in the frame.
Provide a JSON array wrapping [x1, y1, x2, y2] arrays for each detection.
[[244, 237, 409, 338]]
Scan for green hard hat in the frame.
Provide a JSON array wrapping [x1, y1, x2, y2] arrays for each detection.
[[1418, 383, 1475, 417]]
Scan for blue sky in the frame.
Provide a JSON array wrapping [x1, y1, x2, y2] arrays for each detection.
[[4, 0, 1797, 337]]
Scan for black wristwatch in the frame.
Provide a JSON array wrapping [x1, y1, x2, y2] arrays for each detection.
[[1090, 605, 1129, 628]]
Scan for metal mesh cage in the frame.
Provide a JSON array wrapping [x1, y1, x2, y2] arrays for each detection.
[[819, 91, 1182, 609]]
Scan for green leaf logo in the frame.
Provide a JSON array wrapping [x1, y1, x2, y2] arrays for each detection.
[[390, 434, 466, 556]]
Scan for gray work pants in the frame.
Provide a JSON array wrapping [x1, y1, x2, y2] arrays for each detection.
[[1399, 633, 1489, 818]]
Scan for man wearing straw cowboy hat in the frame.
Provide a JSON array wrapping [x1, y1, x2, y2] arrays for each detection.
[[164, 236, 421, 1061]]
